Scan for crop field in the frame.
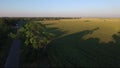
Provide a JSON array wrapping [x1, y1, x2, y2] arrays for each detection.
[[42, 18, 120, 67]]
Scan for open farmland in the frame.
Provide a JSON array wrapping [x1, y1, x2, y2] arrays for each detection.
[[42, 18, 120, 67], [43, 18, 120, 43]]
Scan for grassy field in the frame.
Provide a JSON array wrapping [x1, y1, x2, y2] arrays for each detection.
[[43, 18, 120, 43], [42, 18, 120, 67]]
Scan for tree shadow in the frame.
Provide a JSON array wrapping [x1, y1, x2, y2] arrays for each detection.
[[47, 27, 120, 67], [43, 23, 56, 26], [46, 27, 67, 38], [41, 22, 68, 38]]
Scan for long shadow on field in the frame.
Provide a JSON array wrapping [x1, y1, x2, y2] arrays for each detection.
[[47, 28, 120, 67], [47, 27, 67, 37], [43, 22, 69, 38]]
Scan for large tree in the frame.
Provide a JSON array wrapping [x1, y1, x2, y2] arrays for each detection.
[[18, 22, 54, 49]]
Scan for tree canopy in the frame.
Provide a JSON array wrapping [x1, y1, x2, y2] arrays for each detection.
[[18, 22, 54, 49]]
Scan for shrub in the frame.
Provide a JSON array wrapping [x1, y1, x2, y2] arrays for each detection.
[[8, 32, 17, 39]]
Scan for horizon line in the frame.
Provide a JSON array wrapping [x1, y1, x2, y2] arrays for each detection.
[[0, 16, 120, 18]]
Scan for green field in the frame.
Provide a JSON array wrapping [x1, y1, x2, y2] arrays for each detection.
[[42, 18, 120, 67]]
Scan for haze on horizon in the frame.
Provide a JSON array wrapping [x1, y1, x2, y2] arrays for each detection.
[[0, 0, 120, 17]]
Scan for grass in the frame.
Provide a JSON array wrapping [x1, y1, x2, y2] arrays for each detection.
[[43, 18, 120, 43], [41, 18, 120, 67]]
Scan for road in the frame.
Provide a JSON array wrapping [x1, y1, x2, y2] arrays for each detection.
[[4, 39, 21, 68]]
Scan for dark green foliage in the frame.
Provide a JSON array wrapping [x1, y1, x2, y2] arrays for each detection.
[[18, 22, 54, 49], [3, 18, 19, 26], [8, 32, 17, 39], [0, 20, 9, 39]]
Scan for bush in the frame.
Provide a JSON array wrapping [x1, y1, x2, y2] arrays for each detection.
[[8, 32, 17, 39]]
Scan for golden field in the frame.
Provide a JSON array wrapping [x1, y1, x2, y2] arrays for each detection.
[[43, 18, 120, 43]]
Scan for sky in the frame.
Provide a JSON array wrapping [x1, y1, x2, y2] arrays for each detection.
[[0, 0, 120, 17]]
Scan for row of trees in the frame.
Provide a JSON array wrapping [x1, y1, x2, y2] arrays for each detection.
[[1, 17, 82, 22]]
